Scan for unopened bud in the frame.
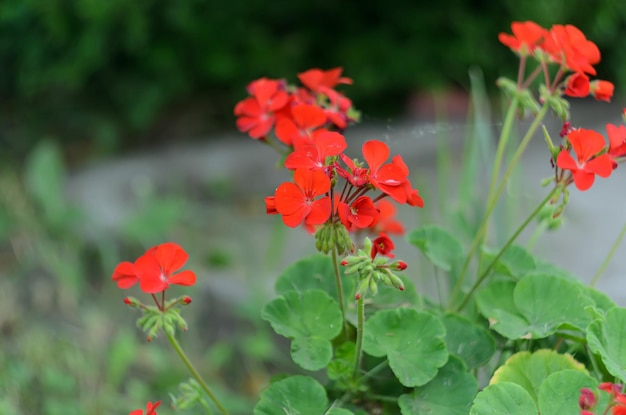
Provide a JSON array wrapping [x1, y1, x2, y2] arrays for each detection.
[[182, 296, 192, 305], [341, 259, 348, 266], [123, 296, 141, 308], [393, 261, 408, 271]]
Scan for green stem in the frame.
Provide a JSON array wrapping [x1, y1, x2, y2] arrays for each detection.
[[448, 100, 551, 311], [361, 359, 389, 383], [454, 187, 559, 312], [352, 297, 365, 380], [331, 247, 349, 339], [166, 331, 229, 415], [591, 222, 626, 287]]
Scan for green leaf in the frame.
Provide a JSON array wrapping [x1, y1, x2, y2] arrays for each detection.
[[587, 307, 626, 383], [476, 274, 594, 339], [407, 225, 464, 272], [253, 375, 350, 415], [399, 355, 477, 415], [470, 382, 536, 415], [262, 289, 342, 370], [363, 308, 448, 387], [275, 254, 356, 313], [481, 245, 536, 278], [490, 349, 587, 405], [537, 370, 597, 415], [327, 342, 355, 383], [441, 314, 495, 369]]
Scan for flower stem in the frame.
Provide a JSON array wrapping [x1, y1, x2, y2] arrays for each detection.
[[166, 331, 229, 415], [591, 222, 626, 288], [352, 297, 365, 381], [331, 247, 349, 339], [449, 100, 550, 311], [454, 186, 559, 312]]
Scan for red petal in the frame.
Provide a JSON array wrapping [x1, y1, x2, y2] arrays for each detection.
[[306, 196, 331, 225], [281, 205, 310, 227], [585, 154, 613, 178], [248, 117, 275, 139], [293, 168, 330, 197], [152, 242, 188, 275], [292, 104, 327, 129], [572, 170, 595, 191], [275, 182, 306, 215], [362, 140, 390, 172], [314, 130, 347, 157], [275, 118, 300, 146], [556, 150, 578, 170], [111, 261, 139, 289], [568, 129, 606, 162], [168, 270, 197, 287]]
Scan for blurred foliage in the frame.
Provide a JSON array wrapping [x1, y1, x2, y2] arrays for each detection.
[[0, 0, 625, 162]]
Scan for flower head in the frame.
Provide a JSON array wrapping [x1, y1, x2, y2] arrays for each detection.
[[498, 21, 547, 55], [112, 243, 197, 294], [556, 128, 613, 190], [234, 78, 289, 139], [274, 168, 331, 227], [371, 233, 395, 259]]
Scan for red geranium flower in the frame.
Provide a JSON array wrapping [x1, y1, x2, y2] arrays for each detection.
[[112, 243, 197, 294], [298, 67, 352, 93], [564, 72, 590, 98], [372, 199, 405, 235], [274, 168, 331, 227], [556, 128, 613, 191], [234, 78, 289, 139], [338, 196, 379, 231], [129, 401, 161, 415], [543, 24, 600, 75], [498, 21, 547, 55], [371, 233, 395, 259], [336, 153, 369, 187], [284, 130, 347, 171], [275, 103, 327, 146], [591, 80, 614, 102], [607, 123, 626, 164]]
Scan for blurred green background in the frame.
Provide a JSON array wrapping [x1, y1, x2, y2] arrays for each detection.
[[1, 0, 625, 164], [1, 1, 625, 413]]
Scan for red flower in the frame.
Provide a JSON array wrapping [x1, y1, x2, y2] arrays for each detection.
[[274, 169, 331, 227], [336, 153, 369, 187], [607, 123, 626, 163], [591, 80, 614, 102], [578, 388, 596, 410], [543, 24, 600, 75], [372, 199, 405, 235], [129, 401, 161, 415], [556, 128, 613, 190], [275, 103, 327, 146], [298, 67, 352, 93], [564, 72, 590, 98], [498, 21, 547, 55], [112, 243, 197, 294], [338, 196, 379, 231], [284, 130, 347, 171], [371, 233, 395, 259], [362, 140, 424, 206], [234, 78, 289, 139]]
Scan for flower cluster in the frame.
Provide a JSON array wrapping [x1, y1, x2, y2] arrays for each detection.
[[234, 67, 358, 141], [499, 21, 613, 102], [579, 383, 626, 415], [112, 242, 196, 295]]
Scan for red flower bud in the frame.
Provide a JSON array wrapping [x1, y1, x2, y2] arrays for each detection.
[[123, 297, 132, 305], [341, 259, 348, 266], [183, 296, 192, 305], [355, 293, 361, 300], [396, 261, 408, 270]]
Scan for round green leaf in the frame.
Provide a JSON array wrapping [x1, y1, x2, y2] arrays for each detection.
[[513, 273, 593, 334], [475, 280, 529, 339], [470, 382, 536, 415], [587, 307, 626, 383], [442, 314, 496, 369], [363, 308, 448, 387], [253, 375, 329, 415], [399, 355, 478, 415], [476, 274, 594, 339], [537, 370, 597, 415], [262, 289, 342, 370], [407, 225, 464, 272], [274, 254, 356, 314], [490, 349, 587, 405], [481, 245, 536, 278]]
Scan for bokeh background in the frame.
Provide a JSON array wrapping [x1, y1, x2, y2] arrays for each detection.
[[1, 1, 626, 414]]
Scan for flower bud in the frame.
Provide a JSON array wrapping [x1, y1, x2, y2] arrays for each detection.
[[391, 261, 408, 271], [182, 296, 192, 305], [123, 296, 141, 308]]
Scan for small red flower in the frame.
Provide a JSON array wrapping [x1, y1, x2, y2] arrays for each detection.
[[372, 199, 405, 235], [274, 169, 331, 227], [498, 21, 547, 55], [543, 24, 600, 75], [275, 103, 327, 146], [338, 196, 379, 231], [112, 243, 197, 294], [284, 130, 347, 171], [556, 128, 613, 191], [336, 153, 369, 187], [578, 388, 596, 410], [371, 233, 395, 259], [129, 401, 161, 415], [607, 123, 626, 163], [234, 78, 289, 139], [298, 67, 352, 93], [564, 72, 590, 98], [591, 80, 614, 102]]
